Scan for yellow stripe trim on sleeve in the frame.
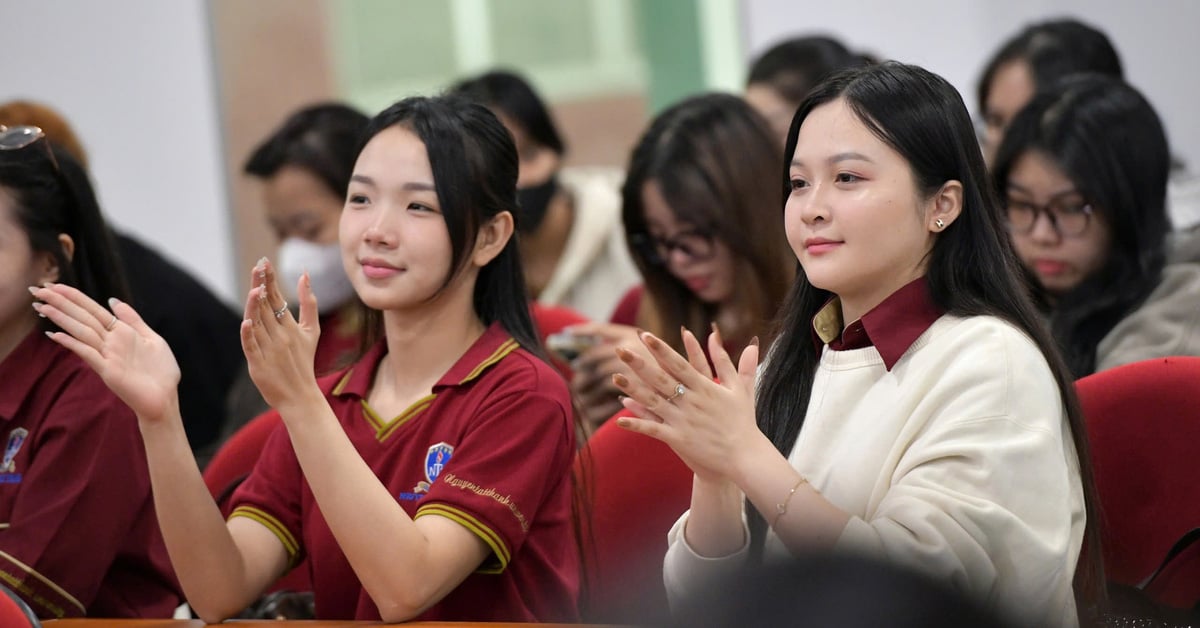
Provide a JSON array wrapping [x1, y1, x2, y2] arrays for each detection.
[[229, 505, 300, 564], [458, 339, 519, 384], [415, 503, 511, 572], [0, 549, 86, 616]]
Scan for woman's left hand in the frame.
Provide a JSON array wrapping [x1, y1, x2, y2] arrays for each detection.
[[612, 326, 763, 483], [241, 258, 323, 415]]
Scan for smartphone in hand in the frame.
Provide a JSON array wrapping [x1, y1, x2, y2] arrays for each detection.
[[546, 330, 597, 363]]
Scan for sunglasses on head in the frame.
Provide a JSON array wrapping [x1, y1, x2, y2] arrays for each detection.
[[0, 125, 60, 171]]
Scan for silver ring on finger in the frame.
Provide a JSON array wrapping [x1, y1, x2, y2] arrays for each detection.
[[104, 313, 118, 331], [273, 300, 289, 319], [666, 382, 687, 402]]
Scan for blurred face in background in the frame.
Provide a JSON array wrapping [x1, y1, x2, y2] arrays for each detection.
[[980, 60, 1035, 165], [745, 83, 797, 146], [639, 180, 736, 306], [260, 165, 354, 311], [1005, 149, 1112, 297]]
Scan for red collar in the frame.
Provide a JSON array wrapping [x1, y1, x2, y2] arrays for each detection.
[[811, 278, 943, 370]]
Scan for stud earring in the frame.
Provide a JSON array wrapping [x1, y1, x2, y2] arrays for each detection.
[[934, 218, 945, 230]]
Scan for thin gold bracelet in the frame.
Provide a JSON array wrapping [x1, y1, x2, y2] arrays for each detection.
[[771, 476, 809, 529]]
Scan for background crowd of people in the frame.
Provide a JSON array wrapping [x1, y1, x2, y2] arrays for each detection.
[[2, 7, 1198, 627]]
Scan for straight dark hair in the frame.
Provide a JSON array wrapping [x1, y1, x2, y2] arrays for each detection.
[[992, 74, 1170, 377], [621, 93, 793, 351], [0, 142, 130, 327], [747, 35, 869, 106], [977, 18, 1123, 116], [755, 62, 1105, 615], [449, 70, 566, 156], [349, 95, 544, 362], [244, 103, 369, 199]]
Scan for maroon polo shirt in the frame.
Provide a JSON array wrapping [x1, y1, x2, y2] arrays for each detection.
[[812, 277, 945, 370], [230, 322, 579, 621], [0, 330, 180, 618]]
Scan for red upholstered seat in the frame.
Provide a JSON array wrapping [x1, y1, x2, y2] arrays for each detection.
[[0, 582, 40, 627], [202, 409, 312, 594], [1075, 356, 1200, 610], [576, 413, 694, 624]]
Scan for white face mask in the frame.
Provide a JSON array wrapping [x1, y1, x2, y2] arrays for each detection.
[[276, 238, 357, 315]]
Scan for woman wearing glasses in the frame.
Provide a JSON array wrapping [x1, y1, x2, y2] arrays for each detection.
[[993, 74, 1200, 376], [568, 93, 793, 430], [0, 127, 180, 618]]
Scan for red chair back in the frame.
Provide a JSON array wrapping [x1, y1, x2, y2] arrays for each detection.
[[202, 409, 312, 594], [575, 415, 693, 624], [0, 583, 40, 627], [1075, 356, 1200, 609]]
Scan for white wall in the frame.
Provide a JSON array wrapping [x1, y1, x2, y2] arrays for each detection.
[[741, 0, 1200, 171], [0, 0, 236, 304]]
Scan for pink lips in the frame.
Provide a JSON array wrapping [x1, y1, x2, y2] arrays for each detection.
[[1033, 259, 1069, 276], [360, 258, 403, 279], [683, 276, 711, 293], [804, 237, 842, 255]]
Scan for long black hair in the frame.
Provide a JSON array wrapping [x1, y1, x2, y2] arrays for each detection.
[[350, 95, 545, 361], [621, 93, 792, 352], [1, 140, 130, 327], [991, 74, 1170, 378], [754, 61, 1105, 613]]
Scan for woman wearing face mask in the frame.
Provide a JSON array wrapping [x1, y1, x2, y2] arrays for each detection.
[[450, 70, 640, 322], [33, 95, 579, 623], [992, 74, 1200, 377], [244, 103, 370, 374]]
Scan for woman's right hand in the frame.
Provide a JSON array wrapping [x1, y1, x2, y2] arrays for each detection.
[[33, 283, 182, 423]]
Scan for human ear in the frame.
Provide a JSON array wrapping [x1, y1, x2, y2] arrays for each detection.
[[928, 181, 964, 232], [35, 233, 75, 284], [472, 211, 515, 267]]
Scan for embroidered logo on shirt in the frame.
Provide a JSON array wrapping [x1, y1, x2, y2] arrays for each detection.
[[397, 442, 455, 502], [0, 428, 28, 482]]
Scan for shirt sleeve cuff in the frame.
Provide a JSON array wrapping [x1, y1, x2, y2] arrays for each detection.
[[662, 510, 751, 611]]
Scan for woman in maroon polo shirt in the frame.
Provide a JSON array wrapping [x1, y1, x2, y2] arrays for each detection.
[[0, 128, 180, 618], [35, 96, 579, 622]]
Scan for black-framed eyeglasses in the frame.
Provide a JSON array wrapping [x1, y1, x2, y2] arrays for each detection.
[[0, 125, 60, 171], [1005, 196, 1095, 238], [630, 229, 716, 265]]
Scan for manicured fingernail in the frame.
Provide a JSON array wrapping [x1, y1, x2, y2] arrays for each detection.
[[108, 297, 121, 307], [28, 286, 39, 295], [750, 335, 760, 347], [256, 256, 268, 267], [639, 332, 659, 347], [615, 346, 636, 362], [612, 373, 629, 387], [616, 417, 632, 428], [32, 302, 45, 316]]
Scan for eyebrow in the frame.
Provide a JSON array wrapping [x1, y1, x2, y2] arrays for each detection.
[[791, 152, 875, 168], [349, 174, 436, 192], [1006, 182, 1081, 200]]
